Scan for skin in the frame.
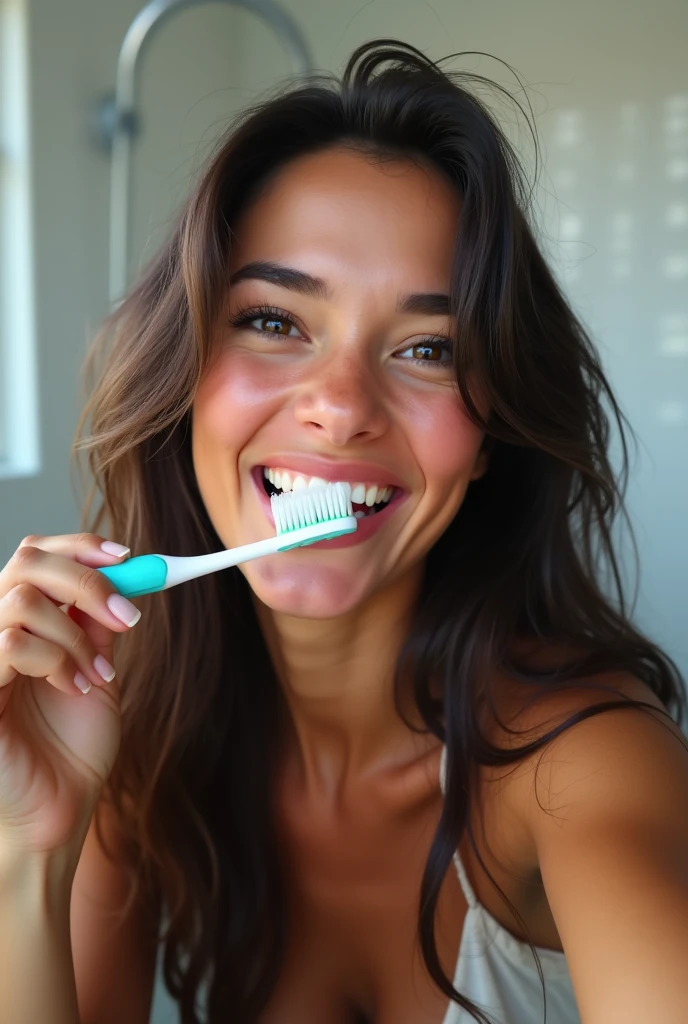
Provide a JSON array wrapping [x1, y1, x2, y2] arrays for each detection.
[[190, 146, 496, 1020], [191, 146, 489, 787]]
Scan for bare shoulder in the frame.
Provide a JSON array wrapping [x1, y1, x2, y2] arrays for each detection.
[[72, 793, 162, 1024], [486, 636, 680, 751], [512, 669, 687, 825], [478, 644, 687, 857], [482, 652, 688, 1022]]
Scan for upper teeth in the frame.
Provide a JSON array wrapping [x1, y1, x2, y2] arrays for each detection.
[[262, 467, 393, 507]]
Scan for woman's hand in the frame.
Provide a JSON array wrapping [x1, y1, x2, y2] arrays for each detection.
[[0, 533, 141, 860]]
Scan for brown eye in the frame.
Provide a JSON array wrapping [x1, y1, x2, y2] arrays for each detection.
[[258, 316, 292, 336], [396, 337, 453, 366], [227, 304, 301, 338], [413, 343, 442, 361]]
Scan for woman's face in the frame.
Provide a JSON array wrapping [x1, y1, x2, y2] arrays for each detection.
[[192, 146, 489, 618]]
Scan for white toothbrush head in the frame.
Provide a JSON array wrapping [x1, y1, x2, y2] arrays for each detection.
[[271, 482, 358, 549]]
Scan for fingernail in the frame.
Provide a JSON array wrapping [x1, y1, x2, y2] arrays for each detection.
[[106, 593, 141, 627], [93, 654, 116, 683], [74, 671, 92, 695], [101, 541, 130, 558]]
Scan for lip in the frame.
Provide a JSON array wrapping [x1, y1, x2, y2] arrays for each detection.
[[250, 466, 407, 548], [255, 453, 407, 490]]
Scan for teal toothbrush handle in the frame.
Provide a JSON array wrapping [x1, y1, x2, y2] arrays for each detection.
[[98, 554, 168, 598]]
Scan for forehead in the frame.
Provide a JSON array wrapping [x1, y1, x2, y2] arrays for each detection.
[[228, 147, 462, 285]]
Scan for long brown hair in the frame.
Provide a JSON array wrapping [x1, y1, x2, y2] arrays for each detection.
[[73, 39, 686, 1024]]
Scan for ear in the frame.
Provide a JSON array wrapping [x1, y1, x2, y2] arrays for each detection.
[[470, 436, 494, 481]]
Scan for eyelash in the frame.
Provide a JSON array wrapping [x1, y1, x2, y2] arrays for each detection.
[[227, 302, 453, 368]]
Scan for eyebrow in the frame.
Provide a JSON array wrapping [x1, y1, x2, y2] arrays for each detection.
[[228, 260, 451, 317]]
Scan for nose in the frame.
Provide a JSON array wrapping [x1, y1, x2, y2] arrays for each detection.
[[293, 351, 389, 446]]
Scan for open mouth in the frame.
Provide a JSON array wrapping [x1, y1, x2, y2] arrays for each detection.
[[260, 467, 397, 519]]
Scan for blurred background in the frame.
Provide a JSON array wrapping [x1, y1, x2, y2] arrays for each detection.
[[0, 2, 686, 1016]]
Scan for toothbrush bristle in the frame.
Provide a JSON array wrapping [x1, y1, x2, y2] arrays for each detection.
[[271, 483, 353, 534]]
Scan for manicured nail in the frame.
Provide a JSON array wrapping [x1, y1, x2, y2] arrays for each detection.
[[106, 593, 141, 627], [93, 654, 116, 683], [74, 671, 92, 694], [101, 541, 130, 558]]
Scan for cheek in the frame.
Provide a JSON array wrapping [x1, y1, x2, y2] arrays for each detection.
[[405, 388, 485, 494], [192, 353, 287, 541], [193, 351, 285, 455]]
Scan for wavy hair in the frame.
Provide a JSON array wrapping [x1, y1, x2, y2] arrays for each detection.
[[73, 39, 686, 1024]]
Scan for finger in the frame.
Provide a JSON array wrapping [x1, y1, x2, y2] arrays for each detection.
[[67, 604, 119, 667], [12, 534, 131, 610], [17, 532, 131, 569], [0, 584, 115, 690], [0, 627, 95, 696], [2, 546, 141, 636]]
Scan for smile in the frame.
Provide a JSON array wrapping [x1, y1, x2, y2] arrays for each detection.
[[249, 462, 406, 549], [261, 467, 396, 519]]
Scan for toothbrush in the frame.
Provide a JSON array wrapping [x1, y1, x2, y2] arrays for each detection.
[[97, 482, 357, 599]]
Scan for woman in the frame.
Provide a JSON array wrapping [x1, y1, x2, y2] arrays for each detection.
[[1, 38, 687, 1024]]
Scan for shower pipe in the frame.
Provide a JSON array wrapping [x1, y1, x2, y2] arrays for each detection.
[[98, 0, 313, 306]]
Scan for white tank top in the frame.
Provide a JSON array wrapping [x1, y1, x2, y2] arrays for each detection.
[[439, 749, 581, 1024]]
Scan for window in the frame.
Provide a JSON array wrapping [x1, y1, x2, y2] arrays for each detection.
[[0, 0, 39, 478]]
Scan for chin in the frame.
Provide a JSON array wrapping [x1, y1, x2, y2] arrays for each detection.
[[241, 556, 375, 619]]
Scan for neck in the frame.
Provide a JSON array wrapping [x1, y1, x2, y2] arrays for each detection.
[[253, 564, 431, 792]]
